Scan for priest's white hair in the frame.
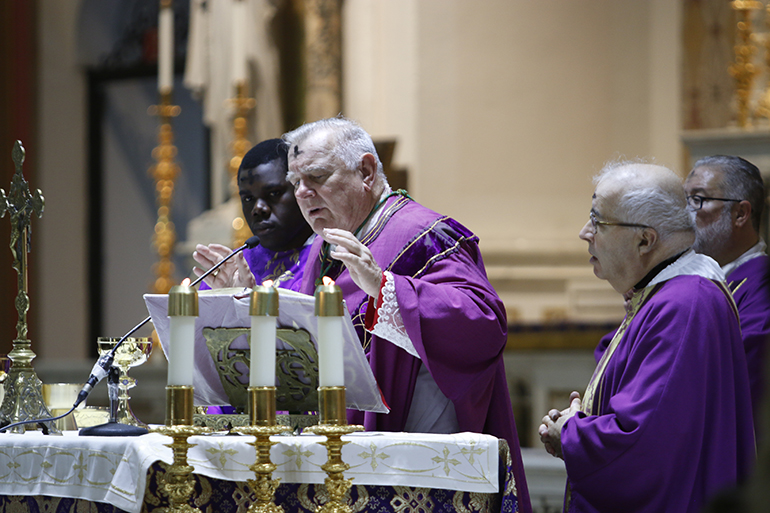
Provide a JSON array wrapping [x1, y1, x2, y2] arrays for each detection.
[[283, 116, 387, 182], [595, 160, 694, 239]]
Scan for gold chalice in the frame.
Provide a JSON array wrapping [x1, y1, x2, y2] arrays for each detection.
[[97, 337, 153, 428]]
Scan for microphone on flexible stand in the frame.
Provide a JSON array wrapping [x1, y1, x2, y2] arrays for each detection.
[[0, 236, 260, 435]]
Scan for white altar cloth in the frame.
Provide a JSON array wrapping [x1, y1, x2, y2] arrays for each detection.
[[0, 430, 499, 513]]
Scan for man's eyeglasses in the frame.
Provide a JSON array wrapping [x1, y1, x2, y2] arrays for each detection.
[[686, 195, 742, 211], [588, 211, 650, 234]]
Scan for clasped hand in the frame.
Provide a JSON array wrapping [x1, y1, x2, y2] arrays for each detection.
[[538, 391, 582, 460], [323, 228, 382, 299], [192, 243, 255, 289]]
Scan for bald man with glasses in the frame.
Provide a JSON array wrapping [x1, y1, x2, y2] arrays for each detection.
[[685, 155, 770, 439]]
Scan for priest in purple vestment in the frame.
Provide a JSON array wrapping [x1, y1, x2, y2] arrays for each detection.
[[193, 139, 314, 290], [685, 155, 770, 439], [539, 162, 755, 513], [283, 117, 531, 513]]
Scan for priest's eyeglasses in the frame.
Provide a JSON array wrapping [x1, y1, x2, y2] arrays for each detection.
[[686, 195, 742, 211], [589, 212, 650, 234]]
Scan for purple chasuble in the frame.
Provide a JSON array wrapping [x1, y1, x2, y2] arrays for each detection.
[[727, 255, 770, 437], [562, 276, 755, 513], [200, 243, 311, 291], [299, 196, 531, 513]]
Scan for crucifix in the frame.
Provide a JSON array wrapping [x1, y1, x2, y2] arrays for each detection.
[[0, 141, 55, 433]]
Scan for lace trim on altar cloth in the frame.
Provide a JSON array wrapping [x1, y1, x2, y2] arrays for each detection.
[[369, 271, 419, 358]]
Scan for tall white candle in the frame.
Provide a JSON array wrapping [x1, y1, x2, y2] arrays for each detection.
[[232, 0, 247, 84], [317, 317, 344, 387], [250, 282, 279, 387], [158, 2, 174, 92], [168, 317, 195, 386], [315, 278, 345, 387], [167, 281, 198, 386]]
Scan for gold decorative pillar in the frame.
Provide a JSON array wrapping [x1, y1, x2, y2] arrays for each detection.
[[729, 0, 762, 127], [0, 141, 54, 433], [229, 81, 256, 248], [303, 0, 342, 120], [148, 92, 181, 294], [757, 3, 770, 121]]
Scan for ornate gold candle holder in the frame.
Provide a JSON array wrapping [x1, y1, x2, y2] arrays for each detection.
[[152, 386, 208, 513], [234, 386, 286, 513], [305, 386, 363, 513]]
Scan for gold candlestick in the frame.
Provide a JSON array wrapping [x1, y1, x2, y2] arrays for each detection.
[[0, 141, 55, 434], [756, 3, 770, 122], [148, 91, 181, 294], [730, 1, 762, 127], [305, 386, 363, 513], [235, 387, 286, 513], [229, 80, 256, 248], [153, 386, 208, 513]]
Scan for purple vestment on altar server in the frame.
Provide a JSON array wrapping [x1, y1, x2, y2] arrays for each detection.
[[200, 243, 311, 291], [562, 276, 755, 513], [728, 255, 770, 435], [299, 195, 531, 513]]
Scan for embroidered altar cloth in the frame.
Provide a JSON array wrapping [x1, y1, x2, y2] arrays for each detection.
[[0, 430, 498, 513]]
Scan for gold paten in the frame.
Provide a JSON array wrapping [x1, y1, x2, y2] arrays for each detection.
[[305, 386, 364, 513], [730, 1, 763, 127], [148, 90, 181, 294], [229, 80, 257, 248], [0, 141, 55, 433], [233, 386, 285, 513]]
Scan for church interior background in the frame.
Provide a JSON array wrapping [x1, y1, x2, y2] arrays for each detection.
[[1, 1, 768, 509]]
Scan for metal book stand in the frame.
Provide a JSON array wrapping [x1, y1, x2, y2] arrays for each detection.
[[194, 326, 320, 432]]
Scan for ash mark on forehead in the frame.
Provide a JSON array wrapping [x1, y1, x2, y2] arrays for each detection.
[[293, 145, 303, 157]]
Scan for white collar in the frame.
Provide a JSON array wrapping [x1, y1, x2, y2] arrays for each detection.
[[648, 248, 725, 288], [722, 239, 767, 278]]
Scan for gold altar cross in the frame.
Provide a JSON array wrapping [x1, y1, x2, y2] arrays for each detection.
[[0, 140, 55, 433]]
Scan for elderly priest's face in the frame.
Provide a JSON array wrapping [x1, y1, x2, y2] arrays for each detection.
[[287, 129, 376, 236], [579, 182, 647, 294]]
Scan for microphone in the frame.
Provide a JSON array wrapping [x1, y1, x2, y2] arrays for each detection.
[[72, 235, 260, 408]]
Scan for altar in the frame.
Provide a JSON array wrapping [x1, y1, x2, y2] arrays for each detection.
[[0, 430, 517, 513]]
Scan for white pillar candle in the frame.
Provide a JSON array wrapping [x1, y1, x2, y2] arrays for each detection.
[[315, 278, 345, 387], [158, 1, 174, 92], [168, 317, 195, 386], [231, 0, 247, 84], [167, 281, 198, 386], [249, 283, 279, 387]]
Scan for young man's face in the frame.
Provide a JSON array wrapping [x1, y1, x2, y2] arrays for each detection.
[[239, 158, 311, 252]]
